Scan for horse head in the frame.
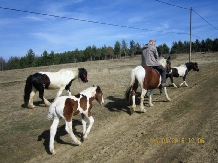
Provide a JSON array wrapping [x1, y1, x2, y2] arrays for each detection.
[[193, 62, 199, 72], [94, 85, 104, 105], [165, 56, 171, 74], [159, 56, 171, 74], [78, 68, 88, 82]]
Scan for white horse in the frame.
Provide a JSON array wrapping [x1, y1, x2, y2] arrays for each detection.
[[47, 86, 104, 155], [24, 68, 88, 109], [125, 57, 171, 114]]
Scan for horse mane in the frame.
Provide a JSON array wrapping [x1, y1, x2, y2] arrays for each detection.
[[80, 86, 97, 99], [58, 68, 78, 73], [174, 63, 186, 68], [158, 57, 167, 68]]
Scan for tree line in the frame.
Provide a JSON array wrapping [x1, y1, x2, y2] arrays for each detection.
[[0, 38, 217, 71]]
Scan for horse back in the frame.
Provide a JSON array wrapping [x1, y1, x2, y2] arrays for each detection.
[[63, 98, 80, 121], [142, 66, 160, 89], [63, 95, 93, 122]]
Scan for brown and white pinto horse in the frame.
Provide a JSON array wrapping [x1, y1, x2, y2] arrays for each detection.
[[47, 86, 104, 155], [125, 57, 171, 114]]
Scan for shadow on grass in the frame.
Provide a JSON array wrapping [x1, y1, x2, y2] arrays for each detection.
[[104, 95, 132, 115], [37, 119, 82, 155], [21, 98, 55, 108]]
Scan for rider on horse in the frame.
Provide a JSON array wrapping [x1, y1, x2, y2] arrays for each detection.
[[141, 39, 168, 87]]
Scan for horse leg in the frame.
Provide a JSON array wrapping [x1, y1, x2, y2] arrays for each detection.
[[140, 88, 147, 112], [65, 80, 73, 96], [67, 90, 72, 96], [180, 76, 188, 87], [83, 115, 94, 139], [49, 118, 59, 155], [54, 86, 65, 101], [148, 90, 154, 107], [170, 76, 177, 88], [172, 83, 177, 88], [183, 75, 188, 87], [131, 82, 138, 112], [65, 121, 81, 145], [131, 95, 136, 111], [38, 88, 51, 107], [163, 87, 171, 101], [81, 114, 87, 138], [28, 87, 37, 109]]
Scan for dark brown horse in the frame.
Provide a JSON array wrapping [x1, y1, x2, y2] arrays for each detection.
[[125, 57, 171, 114]]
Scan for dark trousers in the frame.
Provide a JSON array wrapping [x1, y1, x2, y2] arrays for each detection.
[[150, 65, 166, 83]]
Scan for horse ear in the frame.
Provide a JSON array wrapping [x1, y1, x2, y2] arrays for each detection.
[[96, 86, 101, 92]]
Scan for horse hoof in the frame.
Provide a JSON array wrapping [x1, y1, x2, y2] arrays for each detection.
[[77, 141, 82, 146], [149, 104, 154, 107], [83, 134, 89, 140], [45, 102, 51, 107], [50, 150, 56, 155], [28, 105, 35, 109], [130, 108, 134, 114]]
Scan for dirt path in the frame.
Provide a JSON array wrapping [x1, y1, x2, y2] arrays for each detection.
[[0, 53, 218, 163]]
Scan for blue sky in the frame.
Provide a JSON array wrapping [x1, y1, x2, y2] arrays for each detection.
[[0, 0, 217, 61]]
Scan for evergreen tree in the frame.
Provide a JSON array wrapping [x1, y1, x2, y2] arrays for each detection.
[[26, 49, 35, 67], [129, 40, 137, 57], [101, 45, 107, 60], [121, 39, 128, 57], [205, 38, 213, 52], [114, 41, 121, 58]]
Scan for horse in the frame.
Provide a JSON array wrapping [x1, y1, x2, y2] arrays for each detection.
[[47, 85, 104, 155], [125, 56, 171, 114], [167, 62, 199, 87], [24, 68, 88, 109]]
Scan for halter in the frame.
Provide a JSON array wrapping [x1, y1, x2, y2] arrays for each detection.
[[83, 74, 88, 82], [193, 64, 199, 71]]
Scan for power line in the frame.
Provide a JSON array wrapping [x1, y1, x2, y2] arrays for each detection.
[[155, 0, 188, 10], [155, 0, 218, 31], [0, 6, 203, 39], [192, 9, 218, 30]]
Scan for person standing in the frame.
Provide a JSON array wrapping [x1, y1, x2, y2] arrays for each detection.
[[141, 39, 168, 87]]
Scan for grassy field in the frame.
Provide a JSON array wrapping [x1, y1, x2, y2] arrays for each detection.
[[0, 52, 218, 163]]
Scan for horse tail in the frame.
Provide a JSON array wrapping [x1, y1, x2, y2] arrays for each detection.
[[47, 102, 55, 120], [24, 74, 33, 106], [125, 86, 132, 104], [125, 67, 137, 104]]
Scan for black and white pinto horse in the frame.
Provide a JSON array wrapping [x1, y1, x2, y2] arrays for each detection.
[[125, 57, 171, 114], [47, 86, 104, 155], [24, 68, 88, 109], [167, 62, 199, 88]]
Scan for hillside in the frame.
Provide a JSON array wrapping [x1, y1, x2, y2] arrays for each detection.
[[0, 52, 218, 163]]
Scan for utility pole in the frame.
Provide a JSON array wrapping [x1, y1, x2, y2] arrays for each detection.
[[189, 7, 192, 62]]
